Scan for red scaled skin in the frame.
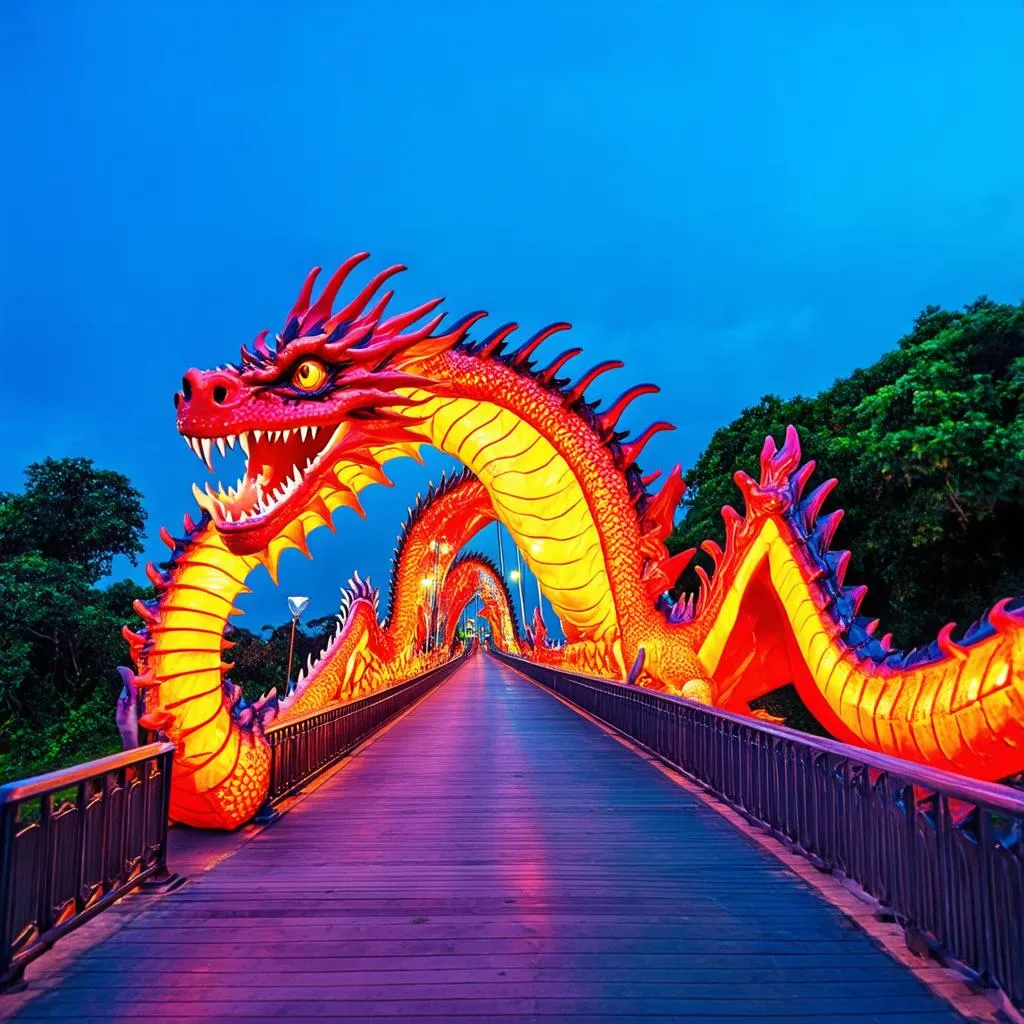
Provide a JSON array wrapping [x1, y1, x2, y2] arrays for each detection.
[[125, 255, 1024, 830]]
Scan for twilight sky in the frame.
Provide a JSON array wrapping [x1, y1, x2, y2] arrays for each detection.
[[1, 1, 1022, 631]]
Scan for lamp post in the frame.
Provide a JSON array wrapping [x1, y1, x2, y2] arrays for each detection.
[[429, 538, 450, 650], [420, 577, 434, 651], [508, 568, 527, 629], [285, 595, 309, 690]]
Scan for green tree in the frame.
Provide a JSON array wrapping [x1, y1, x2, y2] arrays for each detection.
[[0, 460, 152, 782], [0, 457, 147, 582], [668, 299, 1024, 649]]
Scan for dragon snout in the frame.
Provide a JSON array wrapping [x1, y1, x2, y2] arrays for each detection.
[[174, 368, 245, 422]]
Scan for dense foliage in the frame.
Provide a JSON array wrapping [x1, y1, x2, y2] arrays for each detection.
[[0, 460, 152, 782], [668, 299, 1024, 649], [0, 456, 342, 782]]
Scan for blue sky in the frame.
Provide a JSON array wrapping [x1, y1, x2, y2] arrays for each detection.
[[1, 2, 1022, 631]]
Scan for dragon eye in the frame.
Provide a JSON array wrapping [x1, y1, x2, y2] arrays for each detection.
[[291, 359, 328, 392]]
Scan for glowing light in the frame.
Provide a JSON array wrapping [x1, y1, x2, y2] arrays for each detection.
[[509, 570, 521, 581]]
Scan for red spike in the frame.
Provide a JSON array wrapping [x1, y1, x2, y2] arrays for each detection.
[[121, 625, 147, 651], [866, 619, 880, 635], [817, 508, 845, 550], [510, 322, 572, 365], [803, 478, 838, 526], [145, 562, 169, 589], [619, 421, 675, 469], [253, 329, 272, 360], [936, 622, 968, 661], [324, 262, 406, 327], [139, 709, 174, 731], [846, 584, 868, 617], [536, 346, 583, 385], [377, 297, 445, 336], [695, 565, 711, 593], [128, 668, 158, 689], [700, 539, 723, 568], [239, 345, 258, 367], [477, 323, 519, 358], [880, 633, 894, 650], [598, 383, 660, 435], [759, 434, 778, 475], [564, 360, 623, 404], [159, 526, 177, 551], [183, 513, 196, 534], [641, 470, 662, 486], [286, 266, 323, 322], [301, 254, 374, 327], [791, 460, 816, 499], [834, 550, 852, 587], [775, 425, 802, 473], [663, 548, 697, 583], [133, 598, 159, 625], [644, 466, 686, 538]]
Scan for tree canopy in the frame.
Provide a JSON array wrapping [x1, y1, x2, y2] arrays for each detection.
[[668, 298, 1024, 648]]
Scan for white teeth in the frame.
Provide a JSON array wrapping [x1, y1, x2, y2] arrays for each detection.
[[223, 509, 234, 523], [300, 426, 308, 442], [216, 438, 227, 457], [199, 438, 214, 471], [291, 467, 302, 486], [281, 429, 292, 443], [254, 430, 263, 443], [311, 426, 320, 439], [239, 433, 250, 456], [226, 434, 237, 450]]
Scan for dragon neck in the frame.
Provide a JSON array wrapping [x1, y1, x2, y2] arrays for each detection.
[[393, 348, 672, 676]]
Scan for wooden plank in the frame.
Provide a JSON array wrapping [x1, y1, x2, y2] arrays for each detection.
[[5, 652, 968, 1022]]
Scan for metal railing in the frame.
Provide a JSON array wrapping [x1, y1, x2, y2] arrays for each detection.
[[492, 649, 1024, 1011], [0, 742, 174, 991], [262, 646, 471, 806]]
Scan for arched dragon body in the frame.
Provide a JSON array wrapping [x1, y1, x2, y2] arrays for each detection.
[[122, 255, 1024, 828]]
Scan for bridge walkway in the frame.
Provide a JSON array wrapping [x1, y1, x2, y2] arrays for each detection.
[[7, 652, 969, 1022]]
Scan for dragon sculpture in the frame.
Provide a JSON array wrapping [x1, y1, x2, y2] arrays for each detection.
[[121, 253, 1024, 829], [266, 473, 521, 726], [438, 551, 523, 655]]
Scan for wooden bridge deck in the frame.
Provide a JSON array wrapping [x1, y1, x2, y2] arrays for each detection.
[[7, 652, 968, 1022]]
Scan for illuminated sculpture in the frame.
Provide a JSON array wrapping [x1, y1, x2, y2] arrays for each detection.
[[121, 254, 1024, 828], [268, 469, 495, 723], [438, 551, 522, 655]]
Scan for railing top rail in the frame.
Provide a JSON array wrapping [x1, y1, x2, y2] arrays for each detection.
[[265, 646, 471, 736], [496, 650, 1024, 817], [0, 741, 175, 806]]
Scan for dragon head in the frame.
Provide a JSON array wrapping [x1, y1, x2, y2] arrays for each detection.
[[174, 254, 481, 556]]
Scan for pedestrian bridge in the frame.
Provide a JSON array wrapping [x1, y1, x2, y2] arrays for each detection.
[[1, 651, 1021, 1022]]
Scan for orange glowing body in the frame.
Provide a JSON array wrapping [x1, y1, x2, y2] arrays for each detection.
[[440, 552, 522, 655], [122, 255, 1024, 829]]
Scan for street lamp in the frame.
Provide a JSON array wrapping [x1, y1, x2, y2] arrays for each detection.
[[285, 595, 309, 690], [420, 576, 434, 651], [429, 538, 450, 650], [509, 568, 527, 628]]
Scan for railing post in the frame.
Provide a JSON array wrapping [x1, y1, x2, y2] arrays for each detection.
[[0, 801, 21, 990]]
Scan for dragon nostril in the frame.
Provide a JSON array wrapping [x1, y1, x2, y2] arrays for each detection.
[[182, 376, 192, 400], [173, 392, 181, 409], [213, 385, 228, 405]]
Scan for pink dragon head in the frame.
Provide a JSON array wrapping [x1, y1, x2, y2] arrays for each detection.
[[174, 254, 482, 555]]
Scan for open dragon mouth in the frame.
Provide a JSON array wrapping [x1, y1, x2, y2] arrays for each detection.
[[182, 424, 345, 532]]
